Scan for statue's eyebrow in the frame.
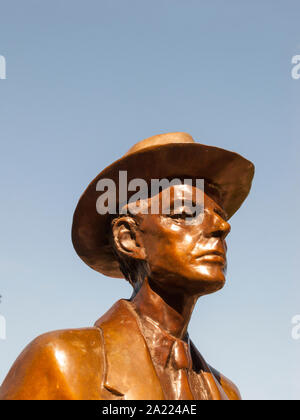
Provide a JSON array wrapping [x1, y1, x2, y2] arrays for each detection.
[[214, 207, 227, 220], [170, 198, 198, 211]]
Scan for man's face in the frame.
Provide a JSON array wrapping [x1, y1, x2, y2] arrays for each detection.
[[135, 185, 231, 296]]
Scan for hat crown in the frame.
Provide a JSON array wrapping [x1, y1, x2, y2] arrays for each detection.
[[125, 132, 195, 156]]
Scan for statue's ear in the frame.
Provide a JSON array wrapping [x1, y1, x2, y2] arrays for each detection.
[[112, 216, 146, 260]]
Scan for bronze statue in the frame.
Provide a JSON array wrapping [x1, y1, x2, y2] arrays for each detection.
[[0, 132, 254, 400]]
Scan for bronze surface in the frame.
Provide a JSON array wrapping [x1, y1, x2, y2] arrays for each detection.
[[0, 132, 253, 400]]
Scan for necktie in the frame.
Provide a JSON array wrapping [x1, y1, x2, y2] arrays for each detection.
[[171, 339, 192, 370], [136, 315, 195, 399], [169, 339, 194, 400]]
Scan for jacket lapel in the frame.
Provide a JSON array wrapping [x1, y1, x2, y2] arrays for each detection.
[[189, 340, 229, 400], [95, 299, 165, 400]]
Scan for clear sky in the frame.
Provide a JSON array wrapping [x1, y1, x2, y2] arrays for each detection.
[[0, 0, 299, 400]]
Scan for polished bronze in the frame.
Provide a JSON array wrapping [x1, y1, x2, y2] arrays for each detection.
[[0, 132, 254, 400]]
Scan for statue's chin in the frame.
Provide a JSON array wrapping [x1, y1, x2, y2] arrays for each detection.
[[146, 264, 226, 296], [184, 268, 226, 295], [197, 278, 226, 296]]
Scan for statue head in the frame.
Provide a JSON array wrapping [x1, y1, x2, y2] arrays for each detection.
[[71, 132, 254, 296]]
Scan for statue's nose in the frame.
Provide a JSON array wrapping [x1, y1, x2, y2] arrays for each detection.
[[210, 214, 231, 240]]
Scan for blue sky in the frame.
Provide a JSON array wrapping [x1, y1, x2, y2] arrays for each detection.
[[0, 0, 299, 400]]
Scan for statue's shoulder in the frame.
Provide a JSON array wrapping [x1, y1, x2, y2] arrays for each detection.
[[0, 327, 105, 400], [27, 326, 103, 356], [209, 365, 242, 400]]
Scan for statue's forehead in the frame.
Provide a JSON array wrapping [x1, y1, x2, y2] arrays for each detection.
[[150, 184, 220, 204], [124, 183, 226, 218], [149, 184, 202, 204]]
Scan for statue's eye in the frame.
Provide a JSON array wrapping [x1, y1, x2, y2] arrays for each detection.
[[170, 213, 185, 219], [170, 210, 196, 220]]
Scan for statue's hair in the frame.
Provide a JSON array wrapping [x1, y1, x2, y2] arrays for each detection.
[[109, 214, 149, 294]]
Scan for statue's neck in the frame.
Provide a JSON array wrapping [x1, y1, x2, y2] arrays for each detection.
[[131, 278, 198, 340]]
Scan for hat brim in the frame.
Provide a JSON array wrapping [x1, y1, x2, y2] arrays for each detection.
[[72, 143, 254, 278]]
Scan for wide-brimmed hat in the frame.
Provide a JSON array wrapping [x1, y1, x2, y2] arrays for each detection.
[[72, 132, 254, 278]]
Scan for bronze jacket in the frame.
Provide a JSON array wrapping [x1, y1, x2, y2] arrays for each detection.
[[0, 300, 241, 400]]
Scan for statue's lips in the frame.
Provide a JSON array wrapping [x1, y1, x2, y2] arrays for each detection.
[[195, 251, 226, 265]]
